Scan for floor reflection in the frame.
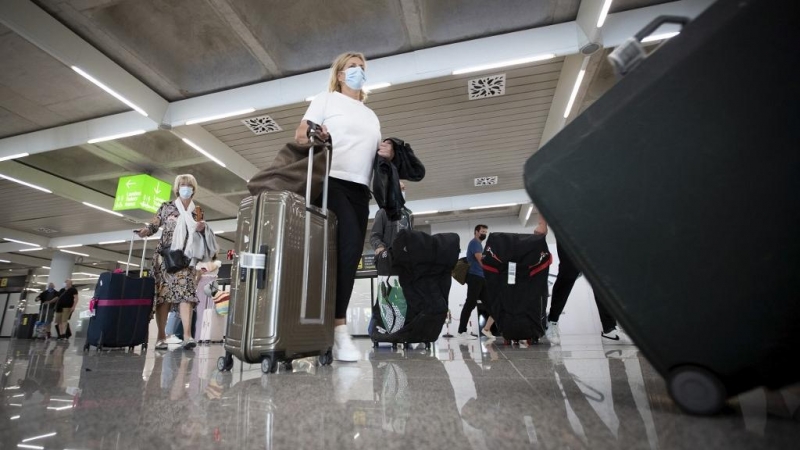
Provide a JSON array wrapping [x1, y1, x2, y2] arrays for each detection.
[[0, 336, 798, 450]]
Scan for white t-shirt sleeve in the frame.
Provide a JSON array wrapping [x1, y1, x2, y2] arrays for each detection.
[[302, 92, 328, 125]]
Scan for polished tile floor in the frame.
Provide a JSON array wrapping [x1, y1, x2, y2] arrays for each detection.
[[1, 335, 798, 450]]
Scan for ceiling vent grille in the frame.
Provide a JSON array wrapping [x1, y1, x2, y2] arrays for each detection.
[[468, 74, 506, 100], [474, 176, 498, 186], [34, 227, 59, 234], [242, 115, 283, 135]]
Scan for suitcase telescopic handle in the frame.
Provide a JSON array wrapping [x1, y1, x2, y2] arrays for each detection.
[[608, 15, 690, 77], [303, 120, 332, 217]]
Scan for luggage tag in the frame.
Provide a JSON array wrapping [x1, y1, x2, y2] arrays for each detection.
[[508, 262, 517, 285]]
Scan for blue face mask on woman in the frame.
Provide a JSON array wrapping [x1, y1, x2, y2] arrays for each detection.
[[343, 66, 366, 91], [179, 186, 193, 199]]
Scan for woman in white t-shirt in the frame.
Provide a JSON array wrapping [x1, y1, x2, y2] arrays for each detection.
[[295, 52, 394, 362]]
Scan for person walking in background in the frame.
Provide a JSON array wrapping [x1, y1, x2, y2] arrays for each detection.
[[53, 279, 77, 341], [538, 216, 632, 346], [295, 51, 394, 361], [456, 224, 495, 339]]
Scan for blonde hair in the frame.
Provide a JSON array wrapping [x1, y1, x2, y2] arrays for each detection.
[[173, 174, 198, 197], [328, 52, 368, 102]]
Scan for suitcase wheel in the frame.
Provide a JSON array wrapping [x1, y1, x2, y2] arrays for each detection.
[[217, 354, 234, 372], [260, 356, 278, 374], [318, 349, 333, 366], [668, 366, 727, 416], [142, 343, 148, 352], [283, 360, 294, 371], [404, 342, 411, 350], [372, 341, 379, 348], [425, 342, 432, 350], [83, 344, 89, 352]]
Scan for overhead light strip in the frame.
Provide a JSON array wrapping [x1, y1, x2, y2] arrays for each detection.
[[4, 238, 39, 247], [56, 244, 82, 249], [82, 202, 124, 217], [0, 153, 29, 162], [182, 138, 226, 167], [563, 68, 586, 119], [0, 259, 10, 263], [117, 260, 139, 267], [413, 210, 439, 216], [87, 130, 146, 144], [468, 203, 518, 210], [71, 66, 148, 117], [452, 53, 556, 75], [0, 174, 52, 194], [98, 240, 126, 245], [642, 31, 680, 43], [185, 108, 256, 125], [22, 432, 57, 443], [18, 248, 43, 252], [41, 266, 50, 269], [364, 82, 391, 91], [60, 249, 90, 257], [525, 205, 534, 222], [597, 0, 614, 28]]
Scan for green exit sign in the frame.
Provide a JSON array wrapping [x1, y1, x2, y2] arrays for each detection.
[[113, 174, 172, 214]]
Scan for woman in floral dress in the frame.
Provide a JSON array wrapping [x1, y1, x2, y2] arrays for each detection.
[[137, 174, 208, 350]]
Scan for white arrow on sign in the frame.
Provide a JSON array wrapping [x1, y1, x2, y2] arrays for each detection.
[[153, 183, 161, 195], [126, 179, 136, 189]]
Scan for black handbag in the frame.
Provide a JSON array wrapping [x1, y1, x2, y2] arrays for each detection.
[[160, 248, 189, 274]]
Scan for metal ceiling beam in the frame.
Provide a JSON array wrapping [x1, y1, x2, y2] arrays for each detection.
[[398, 0, 426, 47], [0, 0, 169, 121], [205, 0, 281, 77]]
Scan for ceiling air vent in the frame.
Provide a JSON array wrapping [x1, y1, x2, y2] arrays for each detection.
[[468, 74, 506, 100], [242, 115, 283, 135], [474, 176, 498, 186], [34, 227, 59, 234]]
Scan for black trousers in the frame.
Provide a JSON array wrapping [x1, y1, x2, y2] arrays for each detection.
[[548, 241, 617, 333], [458, 273, 489, 333], [315, 178, 370, 319]]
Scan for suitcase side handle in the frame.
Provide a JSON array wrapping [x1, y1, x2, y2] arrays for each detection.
[[255, 244, 269, 290]]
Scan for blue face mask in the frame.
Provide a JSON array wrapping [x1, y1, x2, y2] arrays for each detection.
[[343, 66, 366, 91], [179, 186, 193, 199]]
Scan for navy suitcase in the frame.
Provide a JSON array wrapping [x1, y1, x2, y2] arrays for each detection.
[[84, 238, 155, 351], [523, 0, 800, 414]]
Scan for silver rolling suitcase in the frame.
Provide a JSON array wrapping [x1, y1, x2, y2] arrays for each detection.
[[218, 122, 337, 374]]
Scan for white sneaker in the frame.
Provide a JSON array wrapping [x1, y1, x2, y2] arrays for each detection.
[[545, 321, 561, 345], [601, 327, 634, 345], [333, 325, 360, 362], [165, 335, 182, 345], [456, 332, 477, 340]]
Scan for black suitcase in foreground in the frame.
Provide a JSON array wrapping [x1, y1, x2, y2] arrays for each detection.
[[85, 272, 154, 351], [481, 233, 552, 344], [524, 0, 800, 415]]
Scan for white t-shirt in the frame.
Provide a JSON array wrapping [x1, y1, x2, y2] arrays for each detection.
[[302, 91, 381, 186]]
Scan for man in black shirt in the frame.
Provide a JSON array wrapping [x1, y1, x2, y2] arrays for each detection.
[[54, 279, 78, 341]]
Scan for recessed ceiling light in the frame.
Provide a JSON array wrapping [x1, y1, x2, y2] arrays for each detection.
[[56, 244, 83, 249], [117, 261, 139, 267], [87, 130, 146, 144], [98, 240, 126, 245], [413, 210, 439, 215], [597, 0, 614, 28], [4, 238, 39, 246], [185, 108, 256, 125], [182, 138, 226, 168], [18, 247, 43, 252], [0, 174, 52, 193], [72, 66, 148, 117], [82, 201, 124, 217], [452, 53, 556, 75], [60, 249, 90, 257], [0, 153, 29, 162], [564, 69, 586, 119]]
